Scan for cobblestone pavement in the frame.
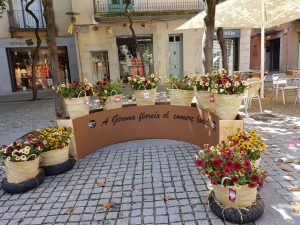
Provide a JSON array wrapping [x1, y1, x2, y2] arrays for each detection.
[[0, 91, 299, 225]]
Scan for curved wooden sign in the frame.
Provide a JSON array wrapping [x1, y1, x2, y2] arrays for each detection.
[[58, 104, 243, 160]]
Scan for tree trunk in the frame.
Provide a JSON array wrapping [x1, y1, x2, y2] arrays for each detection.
[[25, 0, 41, 101], [217, 27, 228, 72], [42, 0, 65, 118], [202, 0, 217, 74], [125, 0, 146, 75]]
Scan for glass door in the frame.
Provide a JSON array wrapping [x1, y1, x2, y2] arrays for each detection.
[[91, 51, 110, 81]]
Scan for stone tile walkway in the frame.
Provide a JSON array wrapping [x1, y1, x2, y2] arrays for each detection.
[[0, 90, 299, 225]]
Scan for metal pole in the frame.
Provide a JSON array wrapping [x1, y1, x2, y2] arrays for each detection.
[[260, 0, 265, 98]]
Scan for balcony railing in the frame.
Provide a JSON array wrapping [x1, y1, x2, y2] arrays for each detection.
[[8, 10, 46, 30], [94, 0, 205, 14]]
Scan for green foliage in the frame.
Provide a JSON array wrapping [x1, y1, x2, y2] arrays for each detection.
[[166, 75, 196, 91], [128, 74, 160, 90], [94, 78, 122, 97], [57, 79, 94, 99], [0, 0, 7, 18]]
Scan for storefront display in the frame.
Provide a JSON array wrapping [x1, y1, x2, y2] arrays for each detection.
[[7, 47, 71, 91], [116, 36, 154, 80]]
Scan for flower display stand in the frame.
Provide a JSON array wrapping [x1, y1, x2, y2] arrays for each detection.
[[58, 104, 244, 160]]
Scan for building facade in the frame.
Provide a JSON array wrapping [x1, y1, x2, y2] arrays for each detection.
[[0, 0, 79, 95], [250, 20, 300, 71], [71, 0, 251, 83]]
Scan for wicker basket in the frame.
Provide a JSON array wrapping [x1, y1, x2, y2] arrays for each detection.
[[195, 90, 216, 113], [253, 158, 261, 168], [40, 146, 69, 167], [4, 156, 40, 183], [134, 88, 156, 106], [215, 94, 243, 120], [168, 86, 194, 106], [64, 96, 90, 119], [102, 91, 122, 110], [214, 178, 257, 208]]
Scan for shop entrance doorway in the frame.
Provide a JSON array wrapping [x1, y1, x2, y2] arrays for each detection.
[[169, 35, 183, 77]]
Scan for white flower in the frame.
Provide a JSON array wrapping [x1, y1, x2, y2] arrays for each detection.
[[61, 84, 65, 87], [15, 156, 20, 161], [154, 78, 158, 82], [225, 82, 231, 88], [6, 157, 11, 161], [24, 149, 30, 154], [214, 84, 218, 88], [128, 77, 131, 81], [12, 150, 18, 156], [25, 146, 30, 151], [84, 78, 88, 82], [205, 83, 209, 86], [133, 78, 137, 82], [242, 81, 246, 85], [43, 141, 47, 145], [150, 74, 155, 78], [147, 80, 151, 84], [211, 89, 218, 94], [104, 90, 108, 94], [198, 150, 204, 154], [220, 89, 224, 93], [20, 155, 27, 161]]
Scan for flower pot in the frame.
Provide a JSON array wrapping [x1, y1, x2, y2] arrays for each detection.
[[64, 96, 90, 119], [4, 157, 40, 183], [102, 95, 122, 110], [195, 90, 216, 112], [168, 89, 194, 106], [213, 184, 257, 208], [215, 94, 243, 120], [40, 146, 69, 167], [134, 88, 156, 106], [252, 157, 261, 168]]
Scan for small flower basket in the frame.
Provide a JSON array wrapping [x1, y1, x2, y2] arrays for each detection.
[[196, 142, 266, 208], [94, 79, 123, 110], [58, 79, 93, 119], [28, 126, 75, 176], [208, 70, 247, 120], [128, 74, 160, 106], [0, 138, 45, 193], [167, 75, 195, 106], [195, 74, 216, 112], [226, 130, 266, 168]]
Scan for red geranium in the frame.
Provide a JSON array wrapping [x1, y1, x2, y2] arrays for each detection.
[[223, 167, 231, 175], [212, 158, 223, 168], [195, 159, 204, 167], [248, 183, 257, 188], [215, 171, 222, 178], [231, 176, 238, 183], [250, 174, 260, 183], [233, 162, 242, 171], [225, 161, 234, 169]]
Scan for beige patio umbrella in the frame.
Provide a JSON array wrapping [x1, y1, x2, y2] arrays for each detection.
[[177, 0, 300, 97]]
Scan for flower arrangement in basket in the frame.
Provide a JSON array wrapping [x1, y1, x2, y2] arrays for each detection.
[[208, 69, 248, 120], [195, 142, 266, 208], [226, 130, 266, 167], [57, 79, 93, 119], [28, 126, 73, 167], [94, 78, 123, 110], [128, 74, 160, 106], [0, 137, 44, 184], [166, 75, 196, 106], [195, 74, 216, 112]]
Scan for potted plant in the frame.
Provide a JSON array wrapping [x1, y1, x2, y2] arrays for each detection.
[[226, 130, 267, 168], [0, 137, 45, 193], [166, 75, 196, 106], [209, 70, 247, 120], [128, 74, 160, 106], [94, 78, 123, 110], [195, 143, 266, 208], [57, 79, 93, 119], [195, 73, 216, 112]]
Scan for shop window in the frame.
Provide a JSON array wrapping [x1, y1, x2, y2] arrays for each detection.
[[91, 51, 110, 81], [7, 47, 70, 92], [116, 36, 154, 80]]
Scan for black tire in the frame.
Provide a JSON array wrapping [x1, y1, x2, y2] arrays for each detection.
[[208, 191, 265, 224], [1, 169, 45, 194], [42, 157, 76, 176]]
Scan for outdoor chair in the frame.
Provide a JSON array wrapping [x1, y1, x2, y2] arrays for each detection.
[[270, 73, 298, 105], [243, 77, 263, 114]]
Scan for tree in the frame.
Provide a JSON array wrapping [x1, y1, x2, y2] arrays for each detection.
[[0, 0, 7, 18], [202, 0, 217, 74], [217, 27, 228, 72], [124, 0, 145, 75], [25, 0, 41, 101], [42, 0, 65, 118]]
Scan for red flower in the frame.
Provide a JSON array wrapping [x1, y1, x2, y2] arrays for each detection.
[[224, 151, 232, 158], [211, 180, 218, 185], [250, 174, 260, 183], [215, 171, 222, 178], [233, 162, 242, 171], [223, 167, 231, 175], [231, 176, 238, 183], [248, 183, 257, 188], [212, 158, 223, 168], [225, 161, 234, 169], [244, 160, 251, 168], [195, 159, 204, 167]]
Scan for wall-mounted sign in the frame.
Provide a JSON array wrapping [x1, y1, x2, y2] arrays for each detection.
[[214, 29, 241, 39]]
